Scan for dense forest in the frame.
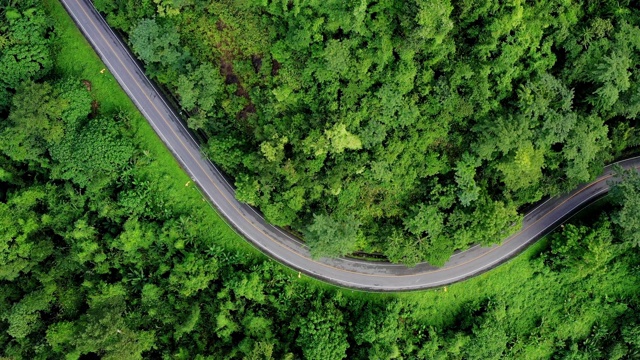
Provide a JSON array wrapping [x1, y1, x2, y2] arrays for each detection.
[[3, 0, 640, 359], [91, 0, 640, 263]]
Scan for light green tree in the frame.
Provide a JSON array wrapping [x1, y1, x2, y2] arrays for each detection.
[[610, 168, 640, 248], [305, 213, 361, 258]]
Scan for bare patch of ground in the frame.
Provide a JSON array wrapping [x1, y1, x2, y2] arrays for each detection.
[[271, 59, 281, 76], [81, 79, 92, 91]]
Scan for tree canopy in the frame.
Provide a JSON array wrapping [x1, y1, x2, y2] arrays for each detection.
[[2, 1, 640, 358], [93, 0, 640, 262]]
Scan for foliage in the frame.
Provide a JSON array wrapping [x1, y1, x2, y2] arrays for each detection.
[[94, 0, 640, 263], [610, 168, 640, 247], [2, 1, 640, 359], [0, 81, 65, 166], [0, 0, 52, 107], [129, 18, 187, 82], [304, 213, 361, 258]]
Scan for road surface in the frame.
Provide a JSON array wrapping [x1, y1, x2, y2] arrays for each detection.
[[61, 0, 640, 291]]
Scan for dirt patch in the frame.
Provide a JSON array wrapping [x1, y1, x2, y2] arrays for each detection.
[[216, 19, 227, 31], [220, 59, 235, 82], [90, 100, 99, 118], [225, 73, 239, 85], [81, 79, 92, 91], [236, 86, 249, 98], [251, 55, 262, 73], [271, 59, 281, 76], [220, 57, 250, 98], [238, 103, 256, 121]]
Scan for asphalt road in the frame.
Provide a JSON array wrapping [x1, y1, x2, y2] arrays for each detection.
[[61, 0, 640, 292]]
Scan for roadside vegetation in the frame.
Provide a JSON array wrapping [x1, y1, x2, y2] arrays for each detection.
[[2, 1, 640, 359], [93, 0, 640, 263]]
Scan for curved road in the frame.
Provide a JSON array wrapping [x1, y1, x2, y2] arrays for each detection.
[[62, 0, 640, 291]]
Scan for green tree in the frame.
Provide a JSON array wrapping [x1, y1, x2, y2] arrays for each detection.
[[294, 301, 348, 360], [176, 63, 225, 116], [353, 301, 404, 359], [0, 188, 53, 281], [546, 221, 618, 279], [590, 50, 632, 112], [130, 18, 186, 81], [49, 115, 135, 189], [0, 5, 52, 92], [3, 289, 53, 340], [562, 115, 610, 185], [610, 168, 640, 248], [0, 81, 65, 166], [455, 153, 481, 207], [497, 142, 545, 191], [68, 284, 155, 359], [304, 213, 361, 259]]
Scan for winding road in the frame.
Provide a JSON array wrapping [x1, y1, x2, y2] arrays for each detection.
[[61, 0, 640, 291]]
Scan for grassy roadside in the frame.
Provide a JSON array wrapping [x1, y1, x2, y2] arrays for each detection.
[[352, 238, 550, 325], [43, 0, 258, 256]]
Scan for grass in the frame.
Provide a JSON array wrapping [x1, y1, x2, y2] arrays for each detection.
[[43, 0, 259, 256], [43, 2, 573, 319], [351, 238, 550, 326]]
